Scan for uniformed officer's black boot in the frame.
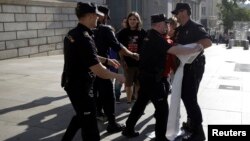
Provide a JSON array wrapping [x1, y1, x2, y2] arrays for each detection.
[[181, 118, 192, 133], [182, 125, 205, 141], [106, 122, 125, 133], [122, 127, 139, 138]]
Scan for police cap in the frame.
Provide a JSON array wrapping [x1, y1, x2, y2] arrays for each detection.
[[171, 3, 191, 15], [151, 14, 168, 24], [75, 2, 104, 19], [98, 5, 111, 20]]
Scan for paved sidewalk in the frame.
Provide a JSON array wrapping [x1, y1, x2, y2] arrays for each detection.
[[0, 44, 249, 141]]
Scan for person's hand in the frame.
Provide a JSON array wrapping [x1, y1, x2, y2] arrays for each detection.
[[116, 74, 125, 83], [131, 53, 139, 61], [107, 59, 120, 69]]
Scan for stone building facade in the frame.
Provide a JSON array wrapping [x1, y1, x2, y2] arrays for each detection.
[[0, 0, 105, 60], [0, 0, 202, 60]]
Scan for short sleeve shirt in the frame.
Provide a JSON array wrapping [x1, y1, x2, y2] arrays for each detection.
[[117, 28, 147, 67], [63, 23, 99, 80], [139, 29, 171, 77], [174, 20, 210, 45], [94, 24, 122, 58]]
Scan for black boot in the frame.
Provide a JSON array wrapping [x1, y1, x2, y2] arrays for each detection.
[[106, 122, 125, 133], [122, 127, 139, 138], [182, 125, 205, 141], [181, 118, 192, 132]]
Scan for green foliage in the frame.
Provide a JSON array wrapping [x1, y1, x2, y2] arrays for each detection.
[[217, 0, 250, 32]]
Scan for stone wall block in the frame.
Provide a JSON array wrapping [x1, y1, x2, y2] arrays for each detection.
[[62, 8, 74, 14], [39, 44, 56, 52], [0, 23, 3, 31], [0, 49, 18, 60], [17, 30, 37, 39], [69, 14, 77, 21], [56, 42, 63, 49], [4, 22, 27, 31], [54, 14, 68, 21], [46, 22, 63, 29], [6, 39, 28, 49], [2, 5, 25, 13], [55, 28, 69, 35], [37, 14, 53, 21], [0, 32, 16, 41], [19, 46, 38, 56], [47, 36, 62, 43], [0, 14, 15, 22], [28, 22, 46, 30], [0, 42, 5, 50], [15, 14, 36, 22], [46, 7, 62, 14], [38, 29, 55, 37], [63, 21, 76, 28], [26, 6, 45, 13], [29, 37, 47, 46]]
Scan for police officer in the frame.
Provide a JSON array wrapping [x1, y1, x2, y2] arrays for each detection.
[[122, 13, 203, 141], [171, 3, 212, 141], [61, 2, 125, 141], [93, 5, 138, 133]]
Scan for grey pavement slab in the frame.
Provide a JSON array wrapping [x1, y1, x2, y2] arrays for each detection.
[[0, 44, 250, 141]]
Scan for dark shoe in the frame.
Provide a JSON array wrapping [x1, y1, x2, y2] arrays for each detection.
[[181, 119, 192, 132], [106, 123, 125, 133], [182, 125, 206, 141], [122, 128, 139, 138]]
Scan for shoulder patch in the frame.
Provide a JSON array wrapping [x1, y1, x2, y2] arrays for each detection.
[[66, 35, 75, 43], [200, 27, 207, 32], [83, 31, 90, 38]]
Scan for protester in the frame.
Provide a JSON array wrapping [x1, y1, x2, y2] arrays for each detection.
[[93, 5, 139, 133], [117, 11, 147, 111]]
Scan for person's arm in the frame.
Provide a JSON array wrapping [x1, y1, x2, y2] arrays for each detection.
[[194, 25, 212, 49], [97, 55, 120, 69], [119, 46, 139, 61], [167, 44, 203, 55], [90, 63, 125, 83], [197, 38, 212, 49], [104, 26, 139, 61], [118, 52, 128, 69]]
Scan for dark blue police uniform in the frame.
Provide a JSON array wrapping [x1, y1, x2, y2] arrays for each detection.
[[61, 23, 100, 141], [123, 27, 171, 140], [174, 19, 210, 138]]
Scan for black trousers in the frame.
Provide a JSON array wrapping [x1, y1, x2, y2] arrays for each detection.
[[93, 77, 116, 124], [181, 55, 205, 128], [125, 77, 169, 139], [62, 80, 100, 141]]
